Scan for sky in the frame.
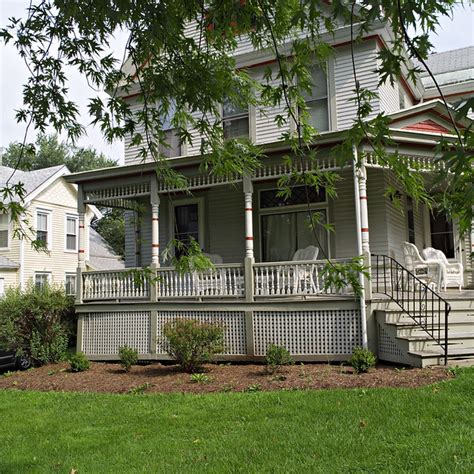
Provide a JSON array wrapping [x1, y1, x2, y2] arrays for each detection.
[[0, 1, 473, 165]]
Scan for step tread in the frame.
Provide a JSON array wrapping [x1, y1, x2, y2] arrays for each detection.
[[409, 347, 474, 358], [397, 332, 474, 341]]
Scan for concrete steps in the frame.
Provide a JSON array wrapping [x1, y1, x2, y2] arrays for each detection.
[[374, 296, 474, 367]]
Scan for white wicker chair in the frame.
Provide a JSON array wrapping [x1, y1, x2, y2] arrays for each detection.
[[291, 246, 320, 294], [422, 247, 463, 291], [193, 253, 225, 297], [402, 242, 443, 290]]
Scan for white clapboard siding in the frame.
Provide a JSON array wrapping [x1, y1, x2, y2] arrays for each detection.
[[186, 109, 208, 157], [366, 169, 389, 256], [334, 41, 380, 130], [124, 98, 151, 165], [379, 80, 400, 115], [252, 64, 290, 145]]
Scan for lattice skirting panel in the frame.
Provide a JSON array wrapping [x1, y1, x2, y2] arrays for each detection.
[[377, 323, 403, 359], [253, 310, 362, 356], [82, 311, 151, 355], [156, 311, 247, 355]]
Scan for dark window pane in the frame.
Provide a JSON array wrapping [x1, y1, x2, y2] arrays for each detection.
[[407, 197, 415, 244], [430, 211, 454, 258], [260, 186, 326, 209], [174, 204, 199, 255]]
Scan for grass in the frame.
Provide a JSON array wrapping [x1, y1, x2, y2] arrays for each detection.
[[0, 368, 473, 473]]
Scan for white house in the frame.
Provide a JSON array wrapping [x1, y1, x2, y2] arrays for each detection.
[[65, 17, 474, 367], [0, 164, 123, 295]]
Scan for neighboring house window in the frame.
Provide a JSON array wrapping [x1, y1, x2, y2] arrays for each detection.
[[65, 215, 78, 251], [302, 65, 329, 132], [65, 273, 77, 296], [36, 210, 51, 249], [260, 185, 329, 262], [159, 101, 181, 158], [35, 272, 51, 290], [430, 211, 455, 258], [407, 197, 415, 244], [0, 213, 9, 249], [0, 278, 4, 297], [222, 97, 249, 139]]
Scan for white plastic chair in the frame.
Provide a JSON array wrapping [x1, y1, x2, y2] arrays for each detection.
[[422, 247, 463, 291], [402, 242, 442, 290], [291, 246, 320, 294]]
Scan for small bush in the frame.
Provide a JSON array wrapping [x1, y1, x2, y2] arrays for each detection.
[[349, 347, 376, 374], [0, 283, 75, 365], [265, 344, 293, 374], [190, 373, 211, 384], [163, 319, 224, 373], [69, 352, 90, 372], [119, 345, 138, 372]]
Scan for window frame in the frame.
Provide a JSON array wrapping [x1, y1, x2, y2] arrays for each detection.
[[258, 186, 330, 262], [64, 214, 79, 253], [222, 98, 250, 140], [0, 212, 10, 250], [65, 272, 77, 296], [34, 272, 51, 290], [169, 197, 205, 254], [35, 208, 52, 250]]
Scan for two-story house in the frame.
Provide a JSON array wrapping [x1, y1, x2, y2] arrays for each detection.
[[0, 164, 123, 295], [65, 15, 474, 367]]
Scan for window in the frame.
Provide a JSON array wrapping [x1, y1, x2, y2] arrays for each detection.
[[173, 201, 202, 256], [0, 278, 4, 297], [35, 272, 51, 290], [65, 215, 78, 251], [407, 197, 415, 244], [36, 210, 51, 249], [159, 101, 181, 158], [430, 211, 455, 258], [260, 186, 329, 262], [65, 273, 77, 296], [0, 213, 9, 248], [302, 65, 329, 132], [222, 97, 249, 139]]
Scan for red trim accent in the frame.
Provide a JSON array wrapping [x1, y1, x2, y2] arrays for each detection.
[[403, 119, 451, 134], [152, 217, 159, 221], [391, 109, 464, 129], [79, 225, 85, 229], [360, 196, 368, 200], [78, 249, 85, 253], [152, 244, 160, 248], [245, 236, 254, 240], [245, 207, 253, 211], [361, 228, 369, 232]]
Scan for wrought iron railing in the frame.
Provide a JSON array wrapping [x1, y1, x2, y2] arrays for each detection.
[[371, 254, 451, 365]]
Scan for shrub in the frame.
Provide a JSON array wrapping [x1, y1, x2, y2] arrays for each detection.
[[69, 352, 90, 372], [190, 373, 211, 384], [349, 347, 376, 374], [0, 283, 75, 365], [119, 345, 138, 372], [265, 344, 293, 374], [163, 319, 224, 372]]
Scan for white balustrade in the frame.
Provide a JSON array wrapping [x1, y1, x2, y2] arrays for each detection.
[[253, 260, 353, 297], [82, 269, 150, 301], [156, 264, 245, 298]]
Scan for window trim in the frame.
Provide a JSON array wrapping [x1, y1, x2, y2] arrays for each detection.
[[0, 212, 11, 250], [221, 99, 250, 140], [258, 186, 330, 261], [35, 208, 53, 250], [64, 213, 79, 253], [34, 271, 52, 290]]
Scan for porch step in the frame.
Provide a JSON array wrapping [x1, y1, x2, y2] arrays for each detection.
[[408, 347, 474, 368]]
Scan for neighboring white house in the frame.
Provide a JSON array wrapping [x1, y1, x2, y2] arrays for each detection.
[[0, 164, 123, 295], [65, 14, 474, 367]]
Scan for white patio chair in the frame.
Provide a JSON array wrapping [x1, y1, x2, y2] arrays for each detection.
[[401, 242, 442, 290], [291, 245, 320, 294], [193, 253, 225, 297], [422, 247, 463, 291]]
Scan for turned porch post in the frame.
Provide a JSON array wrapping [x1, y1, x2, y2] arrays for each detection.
[[149, 177, 160, 303], [243, 174, 254, 301]]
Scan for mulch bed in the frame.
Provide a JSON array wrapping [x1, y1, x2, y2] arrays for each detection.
[[0, 361, 451, 394]]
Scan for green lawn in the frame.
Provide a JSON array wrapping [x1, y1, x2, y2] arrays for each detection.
[[0, 368, 473, 473]]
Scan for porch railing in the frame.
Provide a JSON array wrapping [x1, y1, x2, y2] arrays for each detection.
[[156, 264, 245, 298], [253, 259, 353, 297], [82, 269, 150, 301], [371, 254, 451, 365]]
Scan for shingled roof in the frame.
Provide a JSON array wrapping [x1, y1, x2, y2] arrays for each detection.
[[418, 46, 474, 76]]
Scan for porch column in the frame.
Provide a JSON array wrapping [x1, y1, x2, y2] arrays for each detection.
[[243, 174, 254, 302], [150, 178, 160, 268], [76, 185, 86, 304], [135, 211, 142, 268]]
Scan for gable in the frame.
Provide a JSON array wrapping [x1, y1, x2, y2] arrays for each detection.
[[402, 119, 451, 133], [34, 177, 78, 209]]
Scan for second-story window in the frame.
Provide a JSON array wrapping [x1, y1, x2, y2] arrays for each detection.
[[65, 215, 78, 251], [159, 101, 181, 158], [0, 214, 9, 249], [222, 98, 249, 139], [302, 65, 329, 132], [36, 210, 51, 249]]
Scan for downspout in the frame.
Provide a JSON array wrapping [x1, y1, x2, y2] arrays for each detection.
[[19, 218, 25, 290], [352, 144, 369, 349]]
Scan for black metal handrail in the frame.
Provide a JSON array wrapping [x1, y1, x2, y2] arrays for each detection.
[[371, 254, 451, 365]]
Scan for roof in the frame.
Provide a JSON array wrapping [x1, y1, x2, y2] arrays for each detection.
[[0, 256, 19, 269], [418, 47, 474, 76], [0, 165, 68, 203], [88, 227, 125, 271]]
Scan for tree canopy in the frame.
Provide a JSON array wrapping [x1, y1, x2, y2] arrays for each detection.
[[0, 1, 472, 272]]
